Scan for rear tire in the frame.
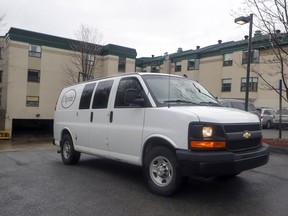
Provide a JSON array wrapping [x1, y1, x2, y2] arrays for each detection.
[[143, 146, 182, 196], [61, 134, 81, 165], [266, 120, 271, 129]]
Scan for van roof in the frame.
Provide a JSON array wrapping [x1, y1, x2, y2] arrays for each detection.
[[67, 72, 186, 86]]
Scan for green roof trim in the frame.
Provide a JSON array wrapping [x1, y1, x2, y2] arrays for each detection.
[[5, 27, 137, 59], [102, 44, 137, 59], [7, 27, 75, 50], [136, 34, 288, 67]]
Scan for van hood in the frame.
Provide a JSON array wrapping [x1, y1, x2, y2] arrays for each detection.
[[177, 106, 260, 124]]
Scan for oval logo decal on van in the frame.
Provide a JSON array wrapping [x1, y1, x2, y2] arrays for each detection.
[[61, 89, 76, 108]]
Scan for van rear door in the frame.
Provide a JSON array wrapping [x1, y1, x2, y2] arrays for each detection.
[[76, 82, 96, 147], [88, 80, 114, 154]]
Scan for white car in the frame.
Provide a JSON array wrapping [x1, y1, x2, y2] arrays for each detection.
[[273, 108, 288, 129], [53, 73, 269, 196], [257, 108, 276, 129]]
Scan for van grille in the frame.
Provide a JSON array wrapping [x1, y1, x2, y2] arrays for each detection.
[[223, 124, 262, 152], [226, 138, 262, 151], [224, 124, 261, 133]]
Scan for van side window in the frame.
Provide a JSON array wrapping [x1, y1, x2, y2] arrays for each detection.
[[79, 83, 96, 109], [92, 80, 114, 109], [115, 77, 143, 108]]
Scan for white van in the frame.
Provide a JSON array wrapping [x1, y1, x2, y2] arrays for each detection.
[[54, 73, 269, 196]]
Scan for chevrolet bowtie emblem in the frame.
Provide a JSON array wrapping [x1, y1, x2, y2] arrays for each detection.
[[243, 131, 251, 139]]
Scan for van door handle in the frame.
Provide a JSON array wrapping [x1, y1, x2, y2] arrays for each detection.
[[109, 111, 113, 123], [90, 112, 93, 122]]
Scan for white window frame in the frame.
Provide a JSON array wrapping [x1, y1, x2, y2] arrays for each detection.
[[221, 78, 232, 92], [187, 58, 199, 70], [85, 54, 95, 66], [175, 61, 182, 72], [240, 77, 258, 92], [29, 44, 42, 58], [242, 50, 259, 64], [223, 53, 233, 66]]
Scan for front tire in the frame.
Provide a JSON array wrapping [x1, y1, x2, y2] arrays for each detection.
[[143, 147, 182, 196], [61, 134, 81, 165]]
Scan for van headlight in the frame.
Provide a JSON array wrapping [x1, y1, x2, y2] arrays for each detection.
[[202, 126, 213, 138], [188, 123, 226, 149]]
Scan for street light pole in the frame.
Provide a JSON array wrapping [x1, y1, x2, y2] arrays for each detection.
[[235, 14, 253, 111], [164, 52, 170, 74]]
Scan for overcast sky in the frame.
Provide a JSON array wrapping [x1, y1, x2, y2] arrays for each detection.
[[0, 0, 250, 57]]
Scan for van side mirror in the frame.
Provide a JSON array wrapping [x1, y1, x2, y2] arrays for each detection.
[[125, 89, 145, 106]]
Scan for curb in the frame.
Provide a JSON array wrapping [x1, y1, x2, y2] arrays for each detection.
[[269, 145, 288, 155], [262, 137, 288, 155]]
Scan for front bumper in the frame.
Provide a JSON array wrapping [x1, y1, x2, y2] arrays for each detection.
[[176, 143, 269, 177]]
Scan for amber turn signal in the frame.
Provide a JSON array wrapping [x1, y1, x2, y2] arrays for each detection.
[[191, 141, 226, 149]]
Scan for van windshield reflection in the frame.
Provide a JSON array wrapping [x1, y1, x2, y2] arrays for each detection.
[[142, 75, 219, 107]]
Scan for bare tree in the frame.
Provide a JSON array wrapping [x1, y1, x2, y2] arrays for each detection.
[[64, 24, 103, 84], [238, 0, 288, 101]]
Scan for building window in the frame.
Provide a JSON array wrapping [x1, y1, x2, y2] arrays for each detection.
[[240, 77, 258, 92], [0, 47, 4, 59], [175, 61, 182, 72], [85, 54, 95, 66], [223, 53, 233, 66], [187, 59, 199, 70], [29, 44, 42, 58], [27, 70, 40, 83], [26, 96, 39, 107], [221, 79, 232, 92], [242, 50, 259, 64], [118, 57, 126, 73], [151, 65, 160, 73]]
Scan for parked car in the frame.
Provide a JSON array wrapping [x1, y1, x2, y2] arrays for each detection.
[[273, 108, 288, 129], [218, 99, 261, 119], [257, 108, 276, 129]]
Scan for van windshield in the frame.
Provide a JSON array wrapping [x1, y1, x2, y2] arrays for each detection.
[[142, 75, 219, 107]]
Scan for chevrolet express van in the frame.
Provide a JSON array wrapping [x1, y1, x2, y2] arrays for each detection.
[[54, 73, 269, 196]]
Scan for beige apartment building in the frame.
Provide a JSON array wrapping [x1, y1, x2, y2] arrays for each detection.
[[0, 28, 136, 136], [136, 33, 288, 109], [0, 27, 287, 137]]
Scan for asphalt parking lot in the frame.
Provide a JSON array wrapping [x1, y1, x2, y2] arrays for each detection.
[[0, 129, 287, 216], [1, 147, 288, 216]]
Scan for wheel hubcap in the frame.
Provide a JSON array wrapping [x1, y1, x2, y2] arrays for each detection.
[[63, 142, 71, 159], [150, 156, 173, 187]]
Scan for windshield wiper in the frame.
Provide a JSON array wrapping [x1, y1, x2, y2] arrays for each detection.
[[199, 101, 221, 106], [193, 83, 218, 101], [164, 100, 197, 104]]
